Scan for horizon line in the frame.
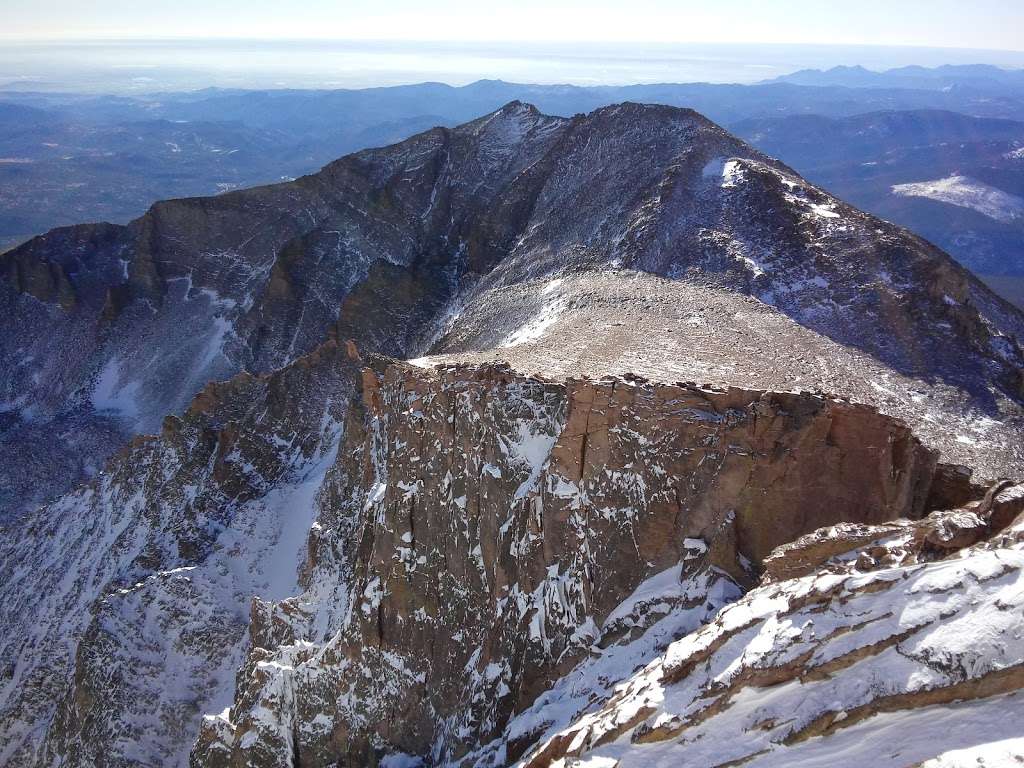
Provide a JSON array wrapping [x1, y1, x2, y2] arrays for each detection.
[[0, 36, 1023, 55]]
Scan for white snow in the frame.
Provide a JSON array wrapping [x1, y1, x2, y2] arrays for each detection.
[[365, 482, 388, 510], [892, 176, 1024, 223], [520, 532, 1024, 768], [721, 159, 745, 188], [471, 560, 740, 768], [808, 202, 841, 219], [541, 277, 564, 295], [379, 754, 424, 768], [702, 157, 745, 188], [248, 439, 341, 600], [503, 421, 558, 501], [191, 288, 237, 375], [740, 254, 767, 277], [602, 562, 688, 626], [91, 357, 142, 424], [503, 298, 566, 348], [920, 736, 1024, 767]]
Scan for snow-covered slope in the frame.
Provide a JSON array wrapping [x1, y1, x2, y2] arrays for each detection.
[[893, 175, 1024, 224], [512, 488, 1024, 768]]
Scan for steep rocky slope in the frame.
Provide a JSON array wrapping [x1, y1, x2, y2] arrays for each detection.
[[0, 340, 362, 767], [2, 102, 1024, 767], [3, 101, 1024, 518], [509, 485, 1024, 768], [191, 361, 945, 767]]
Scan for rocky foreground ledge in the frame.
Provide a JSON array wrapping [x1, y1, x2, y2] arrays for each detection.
[[191, 360, 1021, 767]]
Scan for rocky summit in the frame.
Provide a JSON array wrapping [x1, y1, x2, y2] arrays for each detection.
[[1, 102, 1023, 767]]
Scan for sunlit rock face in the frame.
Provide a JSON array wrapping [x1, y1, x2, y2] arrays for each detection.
[[193, 361, 938, 766]]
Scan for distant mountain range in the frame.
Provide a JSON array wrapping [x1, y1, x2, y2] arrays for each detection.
[[769, 63, 1024, 91], [2, 71, 1024, 246], [4, 69, 1024, 302]]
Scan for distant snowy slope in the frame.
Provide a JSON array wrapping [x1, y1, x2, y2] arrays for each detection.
[[893, 175, 1024, 223]]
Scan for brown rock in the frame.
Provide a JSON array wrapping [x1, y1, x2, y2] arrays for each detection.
[[207, 362, 941, 766]]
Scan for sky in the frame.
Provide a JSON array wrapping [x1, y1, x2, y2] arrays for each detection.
[[2, 0, 1023, 51]]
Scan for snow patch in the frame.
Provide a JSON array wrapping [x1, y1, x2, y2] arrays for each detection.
[[503, 298, 566, 348], [503, 422, 558, 501], [721, 159, 745, 188], [921, 737, 1024, 767], [892, 176, 1024, 224], [809, 202, 841, 219], [541, 277, 564, 295], [253, 439, 341, 599], [703, 157, 744, 189], [192, 288, 237, 375], [737, 253, 767, 278], [91, 358, 142, 425], [603, 562, 688, 626], [379, 753, 424, 768]]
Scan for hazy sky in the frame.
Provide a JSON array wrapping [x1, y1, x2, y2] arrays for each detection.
[[3, 0, 1023, 50]]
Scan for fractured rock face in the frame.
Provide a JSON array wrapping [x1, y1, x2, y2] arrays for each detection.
[[515, 493, 1024, 768], [0, 340, 363, 768], [194, 361, 938, 766]]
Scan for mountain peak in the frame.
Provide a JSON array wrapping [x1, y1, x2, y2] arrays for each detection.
[[495, 98, 538, 113], [2, 101, 1024, 767]]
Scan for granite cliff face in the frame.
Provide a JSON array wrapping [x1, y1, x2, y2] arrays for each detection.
[[191, 361, 942, 767], [1, 102, 1024, 767]]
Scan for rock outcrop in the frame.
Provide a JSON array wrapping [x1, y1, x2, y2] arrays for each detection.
[[508, 488, 1024, 768], [192, 361, 939, 766]]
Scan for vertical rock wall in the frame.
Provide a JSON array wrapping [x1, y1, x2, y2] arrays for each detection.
[[196, 362, 937, 767]]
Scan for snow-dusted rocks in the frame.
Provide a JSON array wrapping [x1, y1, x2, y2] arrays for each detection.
[[192, 361, 943, 766], [514, 494, 1024, 768], [2, 102, 1024, 767], [0, 340, 362, 767]]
